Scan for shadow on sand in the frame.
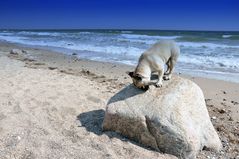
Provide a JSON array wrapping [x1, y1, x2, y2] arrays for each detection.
[[77, 84, 153, 150], [77, 84, 144, 136], [77, 109, 153, 150]]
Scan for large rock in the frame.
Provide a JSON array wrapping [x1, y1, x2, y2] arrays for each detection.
[[103, 76, 222, 159]]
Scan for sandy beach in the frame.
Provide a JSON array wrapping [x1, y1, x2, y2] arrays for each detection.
[[0, 41, 238, 159]]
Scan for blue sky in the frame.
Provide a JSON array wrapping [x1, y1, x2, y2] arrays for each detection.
[[0, 0, 238, 31]]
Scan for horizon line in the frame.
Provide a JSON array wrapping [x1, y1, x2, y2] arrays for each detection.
[[0, 28, 239, 32]]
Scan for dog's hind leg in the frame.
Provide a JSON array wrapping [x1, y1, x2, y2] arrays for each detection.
[[155, 67, 164, 87], [164, 44, 180, 80], [164, 58, 177, 80], [164, 59, 171, 75]]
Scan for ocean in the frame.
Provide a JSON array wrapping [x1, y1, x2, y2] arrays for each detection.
[[0, 29, 239, 82]]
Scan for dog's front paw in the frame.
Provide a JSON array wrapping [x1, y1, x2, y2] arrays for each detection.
[[163, 75, 171, 80], [155, 82, 163, 88]]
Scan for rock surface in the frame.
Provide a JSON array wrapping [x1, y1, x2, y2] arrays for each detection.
[[103, 76, 222, 159]]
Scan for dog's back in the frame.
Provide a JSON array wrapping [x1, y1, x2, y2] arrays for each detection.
[[142, 40, 179, 63]]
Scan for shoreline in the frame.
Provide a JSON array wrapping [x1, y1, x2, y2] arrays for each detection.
[[1, 40, 239, 84], [0, 41, 239, 84], [0, 41, 239, 158]]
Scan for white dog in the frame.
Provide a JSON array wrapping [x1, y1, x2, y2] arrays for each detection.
[[128, 40, 180, 90]]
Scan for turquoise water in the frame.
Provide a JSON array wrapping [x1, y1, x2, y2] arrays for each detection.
[[0, 29, 239, 82]]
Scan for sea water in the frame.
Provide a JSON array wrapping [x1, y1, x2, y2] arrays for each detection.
[[0, 29, 239, 82]]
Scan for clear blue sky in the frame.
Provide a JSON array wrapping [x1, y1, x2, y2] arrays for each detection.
[[0, 0, 238, 31]]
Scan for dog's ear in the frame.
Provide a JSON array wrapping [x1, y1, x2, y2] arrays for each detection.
[[126, 71, 134, 78]]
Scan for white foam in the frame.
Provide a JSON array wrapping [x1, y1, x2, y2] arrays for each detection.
[[222, 35, 232, 38], [178, 41, 239, 49], [121, 34, 181, 40], [117, 38, 157, 45], [66, 43, 143, 56], [0, 35, 28, 43], [177, 68, 239, 83], [179, 55, 239, 70], [120, 34, 239, 49], [121, 31, 133, 34], [118, 34, 181, 45], [17, 31, 60, 36], [0, 34, 144, 57], [16, 31, 92, 37]]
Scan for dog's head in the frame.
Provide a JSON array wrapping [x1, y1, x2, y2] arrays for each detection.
[[127, 71, 149, 91]]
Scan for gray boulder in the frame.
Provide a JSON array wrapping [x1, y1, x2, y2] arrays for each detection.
[[103, 76, 222, 159]]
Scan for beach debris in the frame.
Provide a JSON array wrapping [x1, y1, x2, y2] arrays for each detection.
[[59, 69, 74, 75], [231, 100, 239, 105], [10, 49, 22, 55], [33, 62, 45, 66], [205, 98, 212, 102], [221, 102, 226, 106], [218, 109, 226, 114], [23, 58, 36, 62], [228, 133, 238, 144], [103, 76, 222, 159], [229, 117, 233, 121], [222, 91, 227, 94], [72, 52, 77, 56], [216, 125, 225, 132], [22, 50, 28, 54], [48, 66, 57, 70]]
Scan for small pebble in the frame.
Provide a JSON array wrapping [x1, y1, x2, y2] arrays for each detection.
[[218, 109, 226, 114], [212, 116, 217, 120]]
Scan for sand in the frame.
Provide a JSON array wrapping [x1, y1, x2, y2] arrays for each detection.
[[0, 41, 238, 159]]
